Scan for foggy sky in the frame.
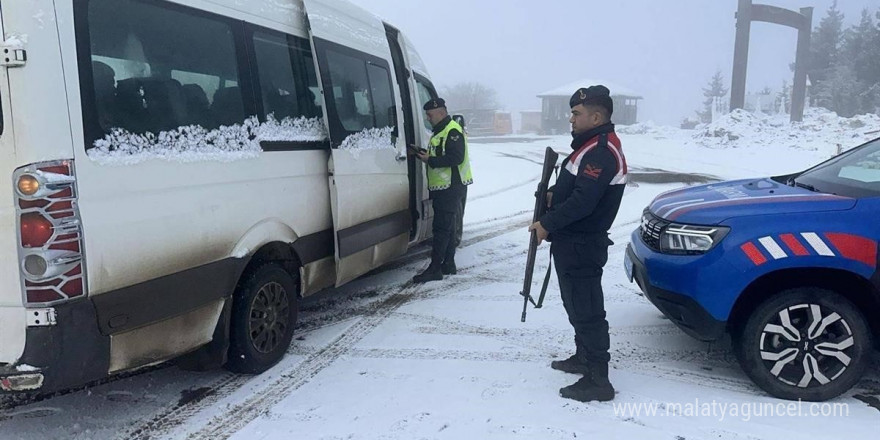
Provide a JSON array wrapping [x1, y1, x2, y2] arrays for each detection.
[[358, 0, 877, 125]]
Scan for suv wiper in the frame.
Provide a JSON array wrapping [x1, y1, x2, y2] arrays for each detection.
[[792, 179, 820, 193]]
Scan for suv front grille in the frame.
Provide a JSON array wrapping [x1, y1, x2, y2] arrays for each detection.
[[640, 210, 669, 251]]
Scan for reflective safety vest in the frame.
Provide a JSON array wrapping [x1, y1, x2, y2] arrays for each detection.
[[427, 120, 473, 191]]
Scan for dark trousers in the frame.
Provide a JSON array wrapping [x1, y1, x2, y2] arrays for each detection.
[[551, 234, 613, 367], [453, 185, 467, 248], [431, 187, 464, 267]]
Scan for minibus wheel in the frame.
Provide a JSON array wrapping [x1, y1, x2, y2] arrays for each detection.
[[226, 262, 299, 374], [734, 287, 871, 401]]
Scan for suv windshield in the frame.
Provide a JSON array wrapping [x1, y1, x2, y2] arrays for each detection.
[[793, 138, 880, 198]]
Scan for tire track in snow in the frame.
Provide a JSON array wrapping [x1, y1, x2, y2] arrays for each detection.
[[493, 151, 546, 166], [348, 209, 532, 278], [119, 285, 419, 440], [295, 271, 511, 334], [120, 372, 251, 440], [123, 273, 496, 440], [469, 175, 540, 202], [348, 347, 549, 364], [182, 288, 419, 440]]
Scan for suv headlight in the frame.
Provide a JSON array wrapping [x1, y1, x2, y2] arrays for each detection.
[[660, 224, 729, 254]]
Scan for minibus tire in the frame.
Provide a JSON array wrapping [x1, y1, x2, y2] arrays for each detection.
[[734, 287, 871, 401], [226, 262, 299, 374]]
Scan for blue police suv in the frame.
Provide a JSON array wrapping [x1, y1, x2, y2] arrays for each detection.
[[626, 137, 880, 401]]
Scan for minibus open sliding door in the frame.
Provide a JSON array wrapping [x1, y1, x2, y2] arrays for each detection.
[[303, 0, 410, 286]]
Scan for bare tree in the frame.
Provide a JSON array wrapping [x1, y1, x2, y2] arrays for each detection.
[[441, 82, 499, 111]]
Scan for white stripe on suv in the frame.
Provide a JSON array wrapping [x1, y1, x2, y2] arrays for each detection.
[[801, 232, 836, 256], [759, 236, 788, 260]]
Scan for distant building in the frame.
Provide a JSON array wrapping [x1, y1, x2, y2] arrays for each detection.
[[455, 109, 512, 136], [519, 111, 542, 134], [537, 79, 642, 134]]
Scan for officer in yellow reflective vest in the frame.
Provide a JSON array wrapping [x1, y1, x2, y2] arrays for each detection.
[[413, 98, 473, 283]]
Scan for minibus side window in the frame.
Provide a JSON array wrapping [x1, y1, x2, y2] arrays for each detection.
[[321, 47, 397, 139], [298, 53, 324, 119], [325, 51, 374, 132], [367, 64, 395, 131], [415, 78, 437, 131], [83, 0, 246, 147], [252, 31, 323, 122]]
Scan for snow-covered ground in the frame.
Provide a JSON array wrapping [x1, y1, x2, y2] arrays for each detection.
[[1, 112, 879, 439]]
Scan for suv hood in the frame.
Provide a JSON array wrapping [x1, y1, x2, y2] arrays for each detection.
[[648, 178, 856, 225]]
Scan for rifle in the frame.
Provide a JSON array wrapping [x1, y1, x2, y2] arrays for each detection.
[[520, 146, 559, 322]]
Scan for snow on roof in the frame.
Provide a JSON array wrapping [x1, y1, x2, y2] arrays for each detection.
[[537, 79, 642, 99]]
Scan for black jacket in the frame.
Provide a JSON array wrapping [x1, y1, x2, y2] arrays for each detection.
[[541, 123, 627, 237]]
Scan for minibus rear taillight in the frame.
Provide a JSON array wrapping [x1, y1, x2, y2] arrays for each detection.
[[20, 213, 54, 247], [13, 160, 87, 305]]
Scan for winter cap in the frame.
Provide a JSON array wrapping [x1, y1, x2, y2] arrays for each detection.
[[570, 85, 614, 116], [423, 98, 446, 111]]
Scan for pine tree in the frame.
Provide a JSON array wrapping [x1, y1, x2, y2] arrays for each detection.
[[806, 2, 880, 116], [813, 64, 862, 117], [860, 9, 880, 113], [807, 1, 845, 85], [697, 70, 728, 123], [821, 9, 880, 115], [843, 10, 877, 83]]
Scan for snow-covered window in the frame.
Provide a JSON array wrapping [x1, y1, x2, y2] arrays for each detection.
[[76, 0, 331, 164], [83, 0, 246, 145]]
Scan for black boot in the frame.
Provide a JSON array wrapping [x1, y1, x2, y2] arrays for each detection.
[[550, 354, 591, 375], [413, 265, 443, 283], [559, 376, 614, 402], [559, 363, 614, 402], [441, 261, 457, 275]]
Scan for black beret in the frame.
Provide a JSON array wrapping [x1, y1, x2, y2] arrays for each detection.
[[570, 85, 613, 116], [423, 98, 446, 111]]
